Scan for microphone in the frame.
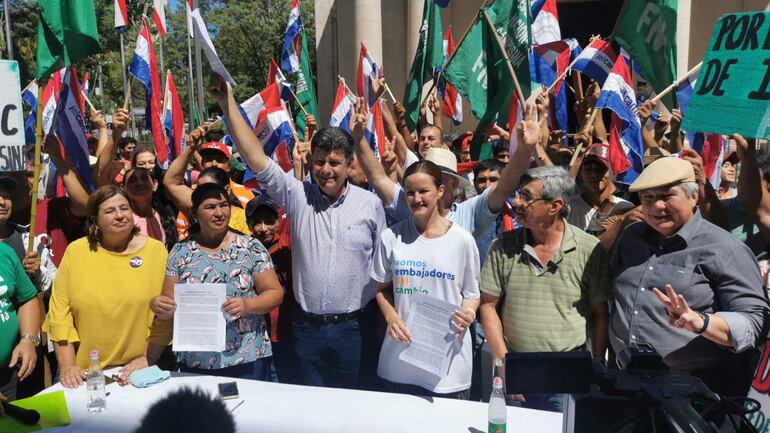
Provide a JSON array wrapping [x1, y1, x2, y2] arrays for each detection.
[[1, 401, 41, 425]]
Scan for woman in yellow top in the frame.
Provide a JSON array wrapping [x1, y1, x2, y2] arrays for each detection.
[[44, 185, 167, 388]]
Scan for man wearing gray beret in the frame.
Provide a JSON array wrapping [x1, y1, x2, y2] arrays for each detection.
[[609, 156, 770, 397]]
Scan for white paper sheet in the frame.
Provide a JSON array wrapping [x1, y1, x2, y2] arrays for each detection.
[[190, 9, 236, 84], [398, 295, 459, 377], [172, 283, 227, 352]]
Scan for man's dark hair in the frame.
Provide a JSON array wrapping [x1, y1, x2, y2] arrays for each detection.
[[134, 387, 235, 433], [205, 129, 225, 143], [473, 158, 505, 178], [118, 136, 137, 150], [491, 141, 507, 156], [310, 127, 354, 163], [757, 152, 770, 184]]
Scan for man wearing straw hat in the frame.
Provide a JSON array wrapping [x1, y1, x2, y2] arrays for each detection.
[[609, 156, 769, 397]]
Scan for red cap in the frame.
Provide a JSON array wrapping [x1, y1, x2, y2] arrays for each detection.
[[583, 142, 610, 167], [200, 141, 231, 158], [460, 135, 473, 152]]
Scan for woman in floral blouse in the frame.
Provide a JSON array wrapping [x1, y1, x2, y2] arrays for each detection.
[[147, 183, 283, 380]]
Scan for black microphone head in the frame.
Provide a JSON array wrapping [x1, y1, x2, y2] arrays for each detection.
[[2, 401, 41, 425]]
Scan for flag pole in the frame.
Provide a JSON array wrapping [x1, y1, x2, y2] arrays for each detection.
[[97, 62, 106, 108], [275, 67, 310, 118], [573, 71, 584, 100], [120, 32, 127, 101], [545, 54, 583, 94], [568, 107, 601, 175], [3, 0, 12, 60], [481, 10, 525, 107], [186, 9, 196, 128], [419, 0, 491, 109], [193, 0, 206, 125], [647, 61, 702, 105], [338, 75, 356, 101], [383, 83, 397, 103], [159, 36, 165, 74], [28, 82, 43, 253], [545, 34, 601, 95]]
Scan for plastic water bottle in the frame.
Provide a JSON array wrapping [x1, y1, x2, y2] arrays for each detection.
[[86, 350, 106, 414], [488, 376, 507, 433]]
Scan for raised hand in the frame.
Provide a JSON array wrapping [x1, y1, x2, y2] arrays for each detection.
[[669, 108, 682, 133], [187, 125, 209, 152], [518, 103, 540, 147], [679, 148, 706, 185], [393, 101, 407, 126], [207, 72, 230, 106], [653, 284, 705, 333], [90, 109, 107, 130], [637, 100, 654, 125], [350, 97, 367, 144], [112, 108, 130, 135], [732, 133, 755, 161], [536, 88, 550, 120]]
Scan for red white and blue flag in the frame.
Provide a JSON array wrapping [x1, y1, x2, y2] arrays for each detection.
[[129, 17, 169, 164], [153, 0, 168, 36], [81, 72, 90, 99], [530, 0, 560, 45], [595, 56, 644, 183], [357, 42, 382, 109], [162, 70, 185, 162], [114, 0, 128, 30], [281, 0, 302, 74], [54, 68, 95, 191], [268, 57, 293, 103], [185, 0, 194, 37], [572, 39, 617, 85], [365, 100, 386, 160], [21, 81, 38, 144], [241, 83, 282, 129], [439, 26, 462, 125], [329, 81, 354, 133], [530, 40, 570, 94], [255, 107, 296, 158]]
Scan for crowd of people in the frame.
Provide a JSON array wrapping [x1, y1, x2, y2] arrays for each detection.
[[1, 70, 769, 430]]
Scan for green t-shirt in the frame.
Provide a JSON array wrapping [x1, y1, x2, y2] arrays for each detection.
[[0, 242, 38, 366]]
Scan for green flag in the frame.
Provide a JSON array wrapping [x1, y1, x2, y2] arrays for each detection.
[[36, 0, 101, 80], [443, 0, 530, 126], [289, 31, 319, 141], [613, 0, 677, 107], [403, 0, 444, 130]]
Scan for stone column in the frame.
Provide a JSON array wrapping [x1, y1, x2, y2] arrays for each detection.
[[355, 0, 384, 68]]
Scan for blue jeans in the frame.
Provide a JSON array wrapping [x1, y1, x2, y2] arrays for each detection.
[[292, 303, 377, 389], [269, 341, 302, 385], [179, 357, 272, 381]]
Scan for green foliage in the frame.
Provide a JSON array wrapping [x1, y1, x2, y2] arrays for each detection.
[[5, 0, 315, 123]]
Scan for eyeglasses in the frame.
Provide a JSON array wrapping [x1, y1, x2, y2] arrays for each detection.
[[513, 187, 547, 207]]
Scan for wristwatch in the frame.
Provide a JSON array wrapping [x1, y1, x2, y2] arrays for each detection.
[[20, 334, 41, 347], [695, 313, 710, 335]]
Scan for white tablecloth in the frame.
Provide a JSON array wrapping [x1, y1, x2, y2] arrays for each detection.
[[39, 375, 562, 433]]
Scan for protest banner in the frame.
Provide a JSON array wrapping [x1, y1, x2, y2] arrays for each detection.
[[683, 11, 770, 139], [0, 60, 27, 172], [748, 334, 770, 431]]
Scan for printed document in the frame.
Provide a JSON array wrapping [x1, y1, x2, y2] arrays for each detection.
[[173, 283, 226, 352], [398, 295, 458, 376]]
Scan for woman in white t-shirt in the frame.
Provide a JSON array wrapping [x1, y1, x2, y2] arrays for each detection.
[[372, 160, 480, 399]]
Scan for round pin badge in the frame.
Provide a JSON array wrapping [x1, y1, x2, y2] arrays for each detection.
[[130, 256, 143, 268]]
